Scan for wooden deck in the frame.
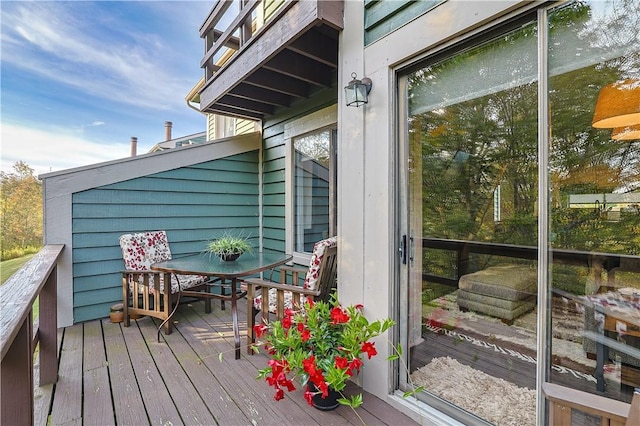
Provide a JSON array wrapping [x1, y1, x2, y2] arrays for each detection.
[[33, 299, 418, 426]]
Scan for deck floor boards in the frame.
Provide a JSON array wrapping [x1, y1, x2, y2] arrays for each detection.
[[37, 299, 418, 426], [50, 324, 83, 425]]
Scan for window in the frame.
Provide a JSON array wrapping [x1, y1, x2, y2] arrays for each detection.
[[285, 106, 337, 264]]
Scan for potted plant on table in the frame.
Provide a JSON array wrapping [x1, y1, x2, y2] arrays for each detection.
[[205, 231, 253, 261], [252, 294, 395, 411]]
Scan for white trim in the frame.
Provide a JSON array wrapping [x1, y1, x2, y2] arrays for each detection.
[[284, 105, 337, 265], [40, 132, 262, 193], [341, 0, 538, 414]]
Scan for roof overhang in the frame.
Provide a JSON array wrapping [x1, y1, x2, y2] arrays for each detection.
[[198, 0, 343, 121]]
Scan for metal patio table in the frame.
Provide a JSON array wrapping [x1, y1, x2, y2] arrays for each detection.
[[152, 251, 292, 359]]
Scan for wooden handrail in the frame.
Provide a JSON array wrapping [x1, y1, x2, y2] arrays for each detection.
[[1, 244, 64, 425], [543, 382, 635, 425]]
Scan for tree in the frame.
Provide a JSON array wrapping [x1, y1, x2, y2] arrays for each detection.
[[0, 161, 43, 258]]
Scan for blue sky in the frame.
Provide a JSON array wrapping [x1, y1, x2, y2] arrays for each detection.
[[1, 1, 213, 176]]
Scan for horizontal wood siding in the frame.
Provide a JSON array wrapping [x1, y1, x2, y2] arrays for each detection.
[[261, 89, 337, 257], [264, 0, 286, 21], [236, 118, 257, 135], [364, 0, 445, 45], [207, 114, 215, 141], [71, 153, 259, 322]]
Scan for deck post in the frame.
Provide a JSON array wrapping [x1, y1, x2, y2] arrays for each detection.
[[1, 317, 34, 425], [39, 266, 58, 385]]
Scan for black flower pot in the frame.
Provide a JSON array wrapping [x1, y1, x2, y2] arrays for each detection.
[[308, 383, 340, 411], [219, 252, 241, 261]]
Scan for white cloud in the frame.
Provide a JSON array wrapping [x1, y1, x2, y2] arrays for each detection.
[[1, 2, 198, 111], [1, 123, 132, 176], [86, 121, 106, 128]]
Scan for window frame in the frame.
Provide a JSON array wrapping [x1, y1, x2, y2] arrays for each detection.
[[284, 105, 337, 266]]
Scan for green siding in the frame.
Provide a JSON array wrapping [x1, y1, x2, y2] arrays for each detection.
[[364, 0, 445, 45], [71, 152, 259, 322]]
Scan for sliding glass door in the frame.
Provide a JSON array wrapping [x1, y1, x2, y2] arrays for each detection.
[[398, 1, 639, 423]]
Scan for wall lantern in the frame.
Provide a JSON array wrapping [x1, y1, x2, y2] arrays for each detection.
[[344, 72, 372, 107], [592, 79, 640, 128]]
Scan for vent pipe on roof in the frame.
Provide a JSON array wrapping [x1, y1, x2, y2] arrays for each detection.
[[130, 137, 137, 157], [165, 121, 172, 141]]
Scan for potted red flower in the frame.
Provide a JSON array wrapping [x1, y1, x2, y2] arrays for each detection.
[[253, 294, 395, 410]]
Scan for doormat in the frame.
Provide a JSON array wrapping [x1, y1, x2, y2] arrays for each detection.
[[410, 356, 536, 426]]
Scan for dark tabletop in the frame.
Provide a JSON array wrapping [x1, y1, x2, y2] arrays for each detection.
[[151, 251, 292, 278]]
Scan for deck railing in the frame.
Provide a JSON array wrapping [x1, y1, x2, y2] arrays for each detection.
[[422, 237, 640, 288], [1, 244, 64, 425], [200, 0, 292, 81], [544, 382, 638, 425]]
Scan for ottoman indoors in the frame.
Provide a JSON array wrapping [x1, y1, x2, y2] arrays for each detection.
[[457, 265, 538, 323]]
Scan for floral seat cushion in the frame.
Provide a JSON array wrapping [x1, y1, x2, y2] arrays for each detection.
[[253, 236, 337, 312], [119, 231, 206, 294]]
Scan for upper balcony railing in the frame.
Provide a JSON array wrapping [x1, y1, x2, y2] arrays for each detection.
[[200, 0, 290, 83], [1, 245, 64, 425], [197, 0, 342, 120]]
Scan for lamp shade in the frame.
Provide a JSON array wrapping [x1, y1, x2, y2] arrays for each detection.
[[611, 124, 640, 140], [592, 79, 640, 128]]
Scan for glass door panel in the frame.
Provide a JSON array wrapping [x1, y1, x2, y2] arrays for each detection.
[[403, 20, 540, 424], [547, 0, 640, 406]]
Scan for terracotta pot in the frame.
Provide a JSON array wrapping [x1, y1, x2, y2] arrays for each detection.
[[109, 311, 124, 323]]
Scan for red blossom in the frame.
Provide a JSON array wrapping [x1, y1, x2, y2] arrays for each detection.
[[302, 356, 317, 376], [361, 341, 377, 359], [317, 380, 329, 398], [282, 315, 292, 329], [330, 307, 350, 324], [274, 388, 285, 401], [349, 358, 363, 374], [303, 389, 314, 406], [254, 323, 267, 338], [334, 356, 349, 370], [355, 304, 364, 310], [310, 370, 326, 389], [301, 328, 311, 342]]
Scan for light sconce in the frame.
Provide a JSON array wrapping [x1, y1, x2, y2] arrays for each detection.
[[592, 79, 640, 128], [344, 72, 372, 107], [611, 124, 640, 141]]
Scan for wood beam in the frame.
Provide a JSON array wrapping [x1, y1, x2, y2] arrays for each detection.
[[203, 104, 264, 121], [263, 50, 334, 87], [287, 30, 338, 68], [217, 95, 276, 115], [230, 84, 292, 107], [244, 69, 309, 98]]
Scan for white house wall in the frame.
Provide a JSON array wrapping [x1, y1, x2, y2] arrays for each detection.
[[339, 0, 529, 422]]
